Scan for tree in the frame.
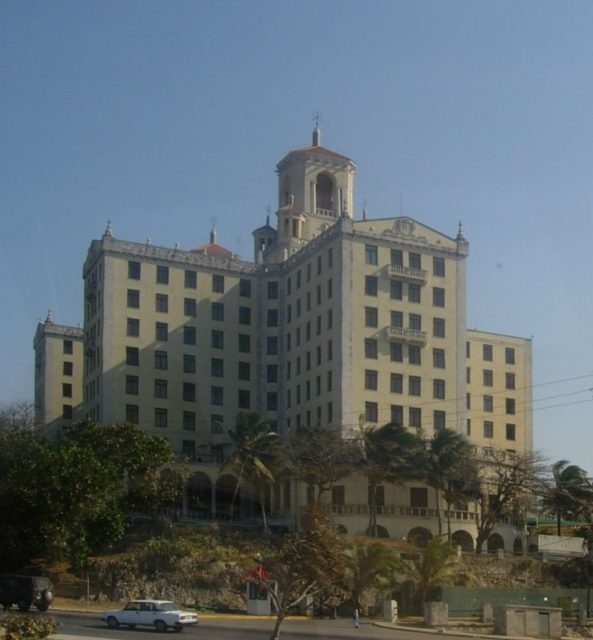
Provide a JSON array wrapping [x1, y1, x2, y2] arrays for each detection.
[[345, 541, 399, 614], [473, 450, 543, 553], [422, 429, 478, 539], [541, 460, 593, 536], [222, 411, 283, 529], [395, 536, 457, 611], [287, 424, 353, 499], [0, 400, 36, 435], [358, 423, 422, 537], [250, 502, 348, 639]]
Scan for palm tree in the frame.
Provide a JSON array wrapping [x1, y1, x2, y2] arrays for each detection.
[[422, 428, 477, 539], [221, 411, 282, 529], [358, 423, 422, 537], [542, 460, 593, 535]]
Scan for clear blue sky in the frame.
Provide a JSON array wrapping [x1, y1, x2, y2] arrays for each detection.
[[2, 0, 593, 471]]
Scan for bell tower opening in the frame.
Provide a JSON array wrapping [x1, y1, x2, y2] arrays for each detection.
[[315, 172, 334, 214]]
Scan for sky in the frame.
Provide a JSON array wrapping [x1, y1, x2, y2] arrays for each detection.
[[1, 0, 593, 471]]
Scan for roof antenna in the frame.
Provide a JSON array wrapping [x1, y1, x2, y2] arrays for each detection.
[[312, 111, 322, 146]]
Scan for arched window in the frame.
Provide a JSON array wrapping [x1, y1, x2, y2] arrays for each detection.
[[315, 173, 334, 212]]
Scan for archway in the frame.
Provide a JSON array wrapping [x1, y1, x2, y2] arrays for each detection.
[[335, 524, 347, 535], [407, 527, 433, 548], [366, 524, 389, 538], [513, 537, 523, 555], [186, 471, 212, 519], [451, 530, 474, 552], [487, 533, 505, 552]]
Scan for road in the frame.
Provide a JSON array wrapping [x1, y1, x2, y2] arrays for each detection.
[[50, 611, 467, 640]]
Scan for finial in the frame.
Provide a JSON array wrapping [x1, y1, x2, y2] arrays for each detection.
[[265, 205, 271, 226], [146, 238, 151, 245], [362, 198, 367, 221], [174, 242, 179, 250], [45, 310, 53, 324], [290, 194, 295, 207], [312, 111, 322, 146], [103, 219, 113, 238], [456, 221, 465, 240], [210, 226, 217, 245]]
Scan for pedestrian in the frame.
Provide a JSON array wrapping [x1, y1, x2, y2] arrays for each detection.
[[353, 608, 360, 628]]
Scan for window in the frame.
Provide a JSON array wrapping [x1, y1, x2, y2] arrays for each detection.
[[466, 419, 471, 436], [433, 379, 445, 399], [127, 289, 140, 308], [267, 392, 278, 411], [391, 311, 403, 327], [364, 338, 378, 359], [62, 383, 72, 398], [184, 298, 197, 317], [410, 487, 428, 508], [327, 308, 333, 329], [506, 423, 516, 441], [365, 244, 378, 265], [506, 373, 516, 389], [409, 376, 421, 396], [238, 361, 250, 381], [183, 354, 196, 373], [506, 398, 516, 415], [156, 265, 169, 284], [391, 404, 403, 427], [390, 280, 403, 300], [63, 339, 73, 354], [238, 389, 251, 409], [125, 375, 138, 395], [183, 382, 196, 402], [155, 322, 168, 341], [267, 336, 278, 355], [184, 269, 197, 289], [365, 401, 378, 423], [409, 345, 421, 365], [126, 346, 139, 366], [483, 369, 493, 386], [211, 358, 224, 377], [327, 370, 332, 392], [239, 278, 251, 297], [316, 315, 322, 335], [183, 326, 196, 345], [409, 407, 421, 428], [155, 407, 167, 428], [181, 440, 195, 460], [212, 330, 224, 349], [125, 404, 139, 424], [327, 277, 333, 299], [505, 347, 515, 364], [267, 281, 279, 299], [212, 274, 224, 293], [483, 395, 493, 412], [154, 350, 167, 370], [365, 369, 378, 390], [212, 302, 224, 321], [391, 249, 403, 266], [239, 306, 251, 325], [409, 313, 422, 330], [483, 344, 493, 361], [127, 318, 139, 337], [63, 361, 73, 376], [434, 410, 446, 431], [408, 283, 421, 303], [467, 393, 471, 409], [238, 333, 251, 353], [365, 307, 378, 327], [155, 293, 168, 313], [61, 403, 71, 419], [433, 287, 445, 307], [466, 341, 471, 358], [390, 373, 403, 393], [267, 309, 279, 327], [409, 252, 421, 269], [154, 379, 168, 399], [466, 367, 471, 383], [128, 261, 141, 280], [296, 270, 302, 289], [433, 318, 445, 337], [390, 341, 403, 362], [433, 256, 445, 276], [210, 415, 223, 433], [433, 348, 445, 368], [182, 412, 196, 431], [483, 421, 494, 438], [365, 275, 378, 296]]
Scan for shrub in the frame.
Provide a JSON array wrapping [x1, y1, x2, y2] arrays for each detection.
[[0, 614, 58, 640]]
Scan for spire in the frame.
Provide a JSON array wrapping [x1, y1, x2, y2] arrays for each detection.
[[45, 310, 53, 324], [312, 110, 322, 146], [103, 219, 113, 238], [456, 220, 465, 241], [210, 226, 217, 245]]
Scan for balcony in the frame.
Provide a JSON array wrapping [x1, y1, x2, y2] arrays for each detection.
[[388, 264, 427, 284], [385, 326, 427, 346], [315, 207, 336, 218], [328, 503, 477, 522]]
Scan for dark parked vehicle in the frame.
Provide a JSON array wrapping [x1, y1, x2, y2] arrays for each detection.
[[0, 575, 53, 611]]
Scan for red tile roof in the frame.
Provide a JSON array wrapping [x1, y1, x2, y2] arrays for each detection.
[[191, 243, 233, 258]]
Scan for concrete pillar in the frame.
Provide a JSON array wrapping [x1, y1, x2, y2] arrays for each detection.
[[383, 599, 398, 623], [424, 602, 448, 627]]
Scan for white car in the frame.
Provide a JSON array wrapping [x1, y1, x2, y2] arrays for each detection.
[[102, 599, 198, 632]]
